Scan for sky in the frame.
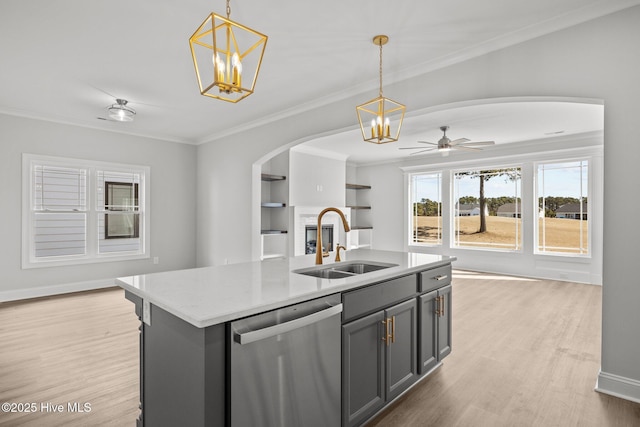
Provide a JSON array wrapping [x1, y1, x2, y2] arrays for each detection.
[[413, 161, 588, 201]]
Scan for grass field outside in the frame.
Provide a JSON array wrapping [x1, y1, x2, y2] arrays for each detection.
[[412, 215, 588, 253]]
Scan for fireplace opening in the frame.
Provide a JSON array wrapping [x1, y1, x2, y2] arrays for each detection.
[[305, 225, 334, 255]]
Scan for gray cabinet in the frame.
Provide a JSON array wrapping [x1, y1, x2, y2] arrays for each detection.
[[342, 298, 417, 427], [419, 284, 452, 375], [124, 291, 226, 427], [342, 310, 386, 427], [385, 298, 418, 401], [437, 285, 452, 360]]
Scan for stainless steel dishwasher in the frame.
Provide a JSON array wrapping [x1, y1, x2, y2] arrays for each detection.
[[230, 294, 342, 427]]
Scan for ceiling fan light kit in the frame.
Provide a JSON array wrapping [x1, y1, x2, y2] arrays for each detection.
[[189, 0, 267, 103], [356, 35, 406, 144], [108, 99, 136, 122]]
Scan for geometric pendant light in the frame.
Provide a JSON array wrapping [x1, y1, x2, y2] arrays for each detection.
[[356, 35, 406, 144], [189, 0, 268, 103]]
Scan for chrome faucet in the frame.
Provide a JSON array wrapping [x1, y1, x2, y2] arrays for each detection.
[[315, 207, 350, 265]]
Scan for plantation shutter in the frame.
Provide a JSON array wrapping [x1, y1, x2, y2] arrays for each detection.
[[32, 165, 87, 258]]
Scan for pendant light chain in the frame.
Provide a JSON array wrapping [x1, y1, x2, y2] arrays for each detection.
[[378, 40, 384, 98], [226, 0, 231, 18]]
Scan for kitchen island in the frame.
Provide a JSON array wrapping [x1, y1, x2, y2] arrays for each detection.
[[117, 249, 455, 427]]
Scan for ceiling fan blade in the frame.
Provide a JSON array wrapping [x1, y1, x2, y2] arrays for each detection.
[[449, 138, 470, 145], [461, 141, 495, 146], [416, 140, 437, 145], [399, 147, 432, 150], [410, 148, 438, 155], [454, 145, 482, 151]]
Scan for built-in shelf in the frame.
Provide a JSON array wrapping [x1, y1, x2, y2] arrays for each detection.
[[346, 183, 371, 190], [261, 202, 286, 208], [261, 231, 287, 260], [345, 182, 372, 249], [261, 173, 286, 182], [261, 230, 288, 235]]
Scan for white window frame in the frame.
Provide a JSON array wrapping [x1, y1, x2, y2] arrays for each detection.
[[22, 154, 150, 269], [407, 171, 443, 246], [451, 164, 523, 252], [534, 157, 591, 257]]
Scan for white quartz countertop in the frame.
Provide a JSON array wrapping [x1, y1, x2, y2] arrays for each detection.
[[116, 249, 455, 328]]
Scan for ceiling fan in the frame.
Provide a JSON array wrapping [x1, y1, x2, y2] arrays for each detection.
[[400, 125, 495, 155]]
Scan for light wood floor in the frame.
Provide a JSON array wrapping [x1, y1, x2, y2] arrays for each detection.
[[369, 271, 640, 427], [0, 288, 139, 426], [1, 273, 639, 426]]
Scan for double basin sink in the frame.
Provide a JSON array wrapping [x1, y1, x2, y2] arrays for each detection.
[[294, 260, 398, 279]]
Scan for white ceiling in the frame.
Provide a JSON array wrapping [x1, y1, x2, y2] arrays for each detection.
[[0, 0, 631, 158], [301, 100, 605, 164]]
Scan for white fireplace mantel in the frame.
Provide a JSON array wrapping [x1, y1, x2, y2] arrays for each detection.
[[292, 206, 351, 256]]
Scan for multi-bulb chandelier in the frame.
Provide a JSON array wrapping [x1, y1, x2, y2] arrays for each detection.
[[356, 35, 406, 144], [189, 0, 268, 103]]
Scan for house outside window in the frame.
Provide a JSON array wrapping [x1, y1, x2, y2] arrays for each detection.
[[453, 167, 522, 251], [536, 160, 589, 255], [22, 154, 150, 268]]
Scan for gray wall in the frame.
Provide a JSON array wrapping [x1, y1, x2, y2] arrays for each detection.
[[289, 149, 346, 207], [195, 7, 640, 400], [0, 115, 198, 300]]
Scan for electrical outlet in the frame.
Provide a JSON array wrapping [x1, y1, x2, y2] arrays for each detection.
[[143, 300, 151, 326], [153, 257, 159, 265]]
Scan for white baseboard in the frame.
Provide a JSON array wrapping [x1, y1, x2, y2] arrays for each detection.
[[0, 279, 116, 302], [595, 370, 640, 404]]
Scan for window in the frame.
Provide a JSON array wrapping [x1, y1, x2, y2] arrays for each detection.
[[409, 172, 442, 245], [22, 154, 149, 268], [104, 181, 139, 240], [536, 160, 589, 255], [453, 167, 522, 250], [31, 164, 88, 258]]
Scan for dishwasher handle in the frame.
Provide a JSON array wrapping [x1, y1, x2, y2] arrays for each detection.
[[234, 303, 343, 345]]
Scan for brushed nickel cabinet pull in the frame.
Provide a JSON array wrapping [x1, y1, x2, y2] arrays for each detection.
[[434, 274, 449, 281]]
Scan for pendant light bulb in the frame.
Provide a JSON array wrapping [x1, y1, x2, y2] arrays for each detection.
[[214, 53, 225, 83], [232, 52, 242, 87]]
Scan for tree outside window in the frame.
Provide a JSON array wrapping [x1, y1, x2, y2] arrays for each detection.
[[453, 167, 522, 250]]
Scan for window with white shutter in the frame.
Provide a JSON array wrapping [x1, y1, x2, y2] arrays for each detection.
[[22, 154, 149, 268], [32, 165, 88, 258]]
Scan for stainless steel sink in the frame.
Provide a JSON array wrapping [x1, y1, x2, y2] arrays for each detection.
[[297, 269, 356, 279], [332, 263, 391, 274], [294, 261, 398, 279]]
